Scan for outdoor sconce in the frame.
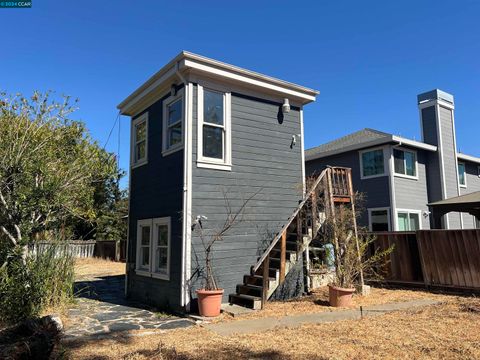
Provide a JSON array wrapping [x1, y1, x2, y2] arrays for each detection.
[[282, 98, 290, 113], [171, 84, 177, 97]]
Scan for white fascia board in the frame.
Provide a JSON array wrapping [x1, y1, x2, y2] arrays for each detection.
[[391, 136, 437, 152], [183, 58, 318, 103], [458, 153, 480, 164]]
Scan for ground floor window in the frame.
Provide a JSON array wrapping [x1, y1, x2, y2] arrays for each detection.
[[136, 217, 171, 280], [368, 208, 391, 232], [397, 210, 421, 231]]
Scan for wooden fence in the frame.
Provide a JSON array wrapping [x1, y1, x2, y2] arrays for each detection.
[[30, 240, 96, 258], [94, 240, 126, 262], [372, 229, 480, 291]]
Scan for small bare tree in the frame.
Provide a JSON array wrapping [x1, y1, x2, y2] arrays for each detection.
[[192, 189, 260, 290]]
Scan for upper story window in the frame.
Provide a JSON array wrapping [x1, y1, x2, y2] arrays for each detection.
[[136, 217, 171, 280], [360, 148, 385, 178], [197, 85, 232, 171], [162, 90, 184, 156], [132, 113, 148, 168], [394, 148, 417, 178], [397, 210, 421, 231], [458, 162, 466, 187]]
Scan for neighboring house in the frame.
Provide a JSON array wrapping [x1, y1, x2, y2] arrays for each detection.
[[306, 89, 480, 232], [118, 51, 319, 311]]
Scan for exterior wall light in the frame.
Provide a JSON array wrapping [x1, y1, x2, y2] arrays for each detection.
[[282, 98, 290, 113]]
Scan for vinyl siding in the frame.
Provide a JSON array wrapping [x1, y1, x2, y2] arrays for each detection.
[[127, 89, 184, 311], [438, 105, 462, 228], [190, 86, 304, 301], [393, 149, 430, 229], [460, 161, 480, 228], [306, 150, 391, 229]]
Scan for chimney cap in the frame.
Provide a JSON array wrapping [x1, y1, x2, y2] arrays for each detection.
[[417, 89, 454, 105]]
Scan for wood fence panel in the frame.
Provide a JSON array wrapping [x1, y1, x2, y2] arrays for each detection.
[[417, 230, 480, 289]]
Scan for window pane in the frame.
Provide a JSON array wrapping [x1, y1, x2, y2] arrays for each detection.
[[141, 226, 150, 246], [158, 225, 168, 247], [156, 248, 168, 272], [136, 121, 146, 141], [141, 247, 149, 266], [393, 149, 405, 174], [405, 151, 416, 176], [409, 213, 420, 230], [204, 90, 224, 125], [458, 163, 466, 185], [203, 125, 223, 159], [397, 213, 408, 231], [371, 210, 389, 232], [168, 123, 182, 147], [362, 150, 384, 176], [135, 141, 146, 161], [167, 99, 182, 125]]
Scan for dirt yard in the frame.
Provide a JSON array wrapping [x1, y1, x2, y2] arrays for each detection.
[[63, 295, 480, 359], [74, 257, 125, 279]]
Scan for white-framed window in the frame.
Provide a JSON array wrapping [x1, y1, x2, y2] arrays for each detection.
[[162, 89, 184, 156], [368, 208, 391, 232], [396, 209, 421, 231], [136, 217, 171, 280], [458, 162, 467, 187], [393, 148, 418, 179], [131, 113, 148, 168], [197, 85, 232, 171], [359, 148, 385, 179]]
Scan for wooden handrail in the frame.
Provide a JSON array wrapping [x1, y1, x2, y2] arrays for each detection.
[[252, 168, 329, 273]]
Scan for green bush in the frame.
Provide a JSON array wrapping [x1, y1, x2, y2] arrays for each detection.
[[0, 243, 74, 324]]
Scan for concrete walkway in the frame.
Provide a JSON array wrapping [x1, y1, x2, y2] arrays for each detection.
[[205, 299, 440, 336]]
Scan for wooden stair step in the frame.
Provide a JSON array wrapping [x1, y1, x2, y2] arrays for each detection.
[[229, 294, 262, 310], [237, 284, 262, 297]]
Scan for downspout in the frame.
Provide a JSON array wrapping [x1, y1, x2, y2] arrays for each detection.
[[176, 62, 192, 311]]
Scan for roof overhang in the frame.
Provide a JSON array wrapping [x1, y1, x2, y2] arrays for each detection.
[[118, 51, 320, 116], [428, 191, 480, 219], [458, 152, 480, 164], [305, 134, 437, 162]]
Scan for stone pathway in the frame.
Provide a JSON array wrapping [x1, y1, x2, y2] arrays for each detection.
[[64, 274, 192, 339], [205, 299, 440, 336]]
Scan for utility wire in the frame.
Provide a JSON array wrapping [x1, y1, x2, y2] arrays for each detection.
[[103, 111, 121, 150]]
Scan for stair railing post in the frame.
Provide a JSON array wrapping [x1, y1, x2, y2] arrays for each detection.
[[280, 230, 287, 282], [261, 254, 269, 309]]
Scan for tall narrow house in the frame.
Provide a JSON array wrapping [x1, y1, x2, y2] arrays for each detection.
[[118, 52, 319, 311]]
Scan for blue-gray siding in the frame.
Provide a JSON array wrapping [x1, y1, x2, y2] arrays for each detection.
[[306, 150, 391, 229], [393, 149, 430, 229], [127, 92, 184, 311], [190, 87, 304, 301]]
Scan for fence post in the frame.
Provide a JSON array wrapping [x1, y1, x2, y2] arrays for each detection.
[[261, 254, 270, 309]]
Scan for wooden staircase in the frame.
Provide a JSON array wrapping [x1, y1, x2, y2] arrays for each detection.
[[229, 166, 356, 309]]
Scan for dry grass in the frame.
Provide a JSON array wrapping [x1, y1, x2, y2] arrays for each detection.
[[212, 286, 453, 323], [74, 257, 125, 279], [64, 296, 480, 359]]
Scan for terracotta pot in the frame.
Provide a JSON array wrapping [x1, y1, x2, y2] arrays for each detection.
[[196, 289, 224, 317], [328, 284, 355, 307]]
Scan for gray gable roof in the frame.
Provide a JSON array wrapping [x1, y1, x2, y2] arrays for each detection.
[[305, 128, 392, 160]]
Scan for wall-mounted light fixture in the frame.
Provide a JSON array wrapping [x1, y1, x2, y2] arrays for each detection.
[[171, 84, 177, 97], [282, 98, 290, 114]]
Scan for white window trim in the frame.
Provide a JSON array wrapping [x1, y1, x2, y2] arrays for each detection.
[[162, 89, 184, 156], [477, 165, 480, 178], [136, 219, 152, 273], [359, 147, 388, 179], [458, 162, 467, 188], [131, 113, 148, 169], [368, 207, 391, 232], [393, 147, 419, 180], [197, 84, 232, 171], [395, 209, 422, 231], [135, 217, 171, 281]]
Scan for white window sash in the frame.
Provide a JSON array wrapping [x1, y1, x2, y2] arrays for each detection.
[[368, 207, 391, 232], [162, 90, 184, 156], [359, 147, 386, 179], [393, 148, 418, 179], [197, 85, 232, 171], [131, 113, 148, 168], [395, 209, 422, 231], [458, 162, 467, 187]]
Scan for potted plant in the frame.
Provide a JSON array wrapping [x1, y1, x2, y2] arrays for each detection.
[[324, 197, 392, 307], [192, 191, 258, 317]]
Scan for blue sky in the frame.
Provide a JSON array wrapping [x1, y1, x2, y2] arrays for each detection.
[[2, 1, 479, 188]]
